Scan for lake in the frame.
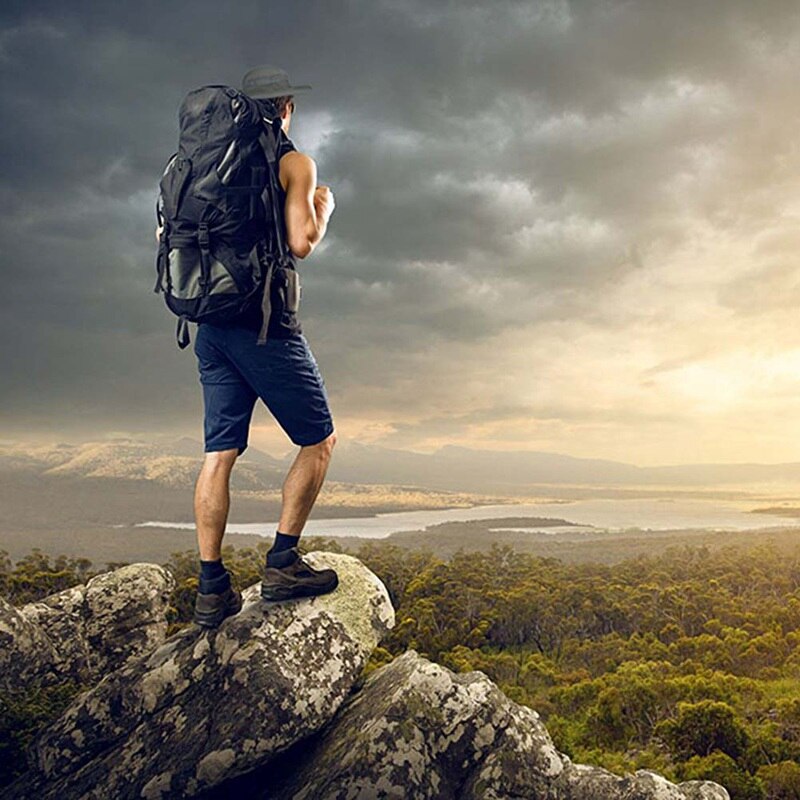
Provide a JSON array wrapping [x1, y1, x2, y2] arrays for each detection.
[[134, 497, 799, 540]]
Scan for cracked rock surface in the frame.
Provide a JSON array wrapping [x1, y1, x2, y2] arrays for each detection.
[[0, 562, 174, 691], [2, 551, 395, 800]]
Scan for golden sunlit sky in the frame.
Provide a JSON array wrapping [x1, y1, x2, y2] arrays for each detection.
[[3, 1, 800, 465]]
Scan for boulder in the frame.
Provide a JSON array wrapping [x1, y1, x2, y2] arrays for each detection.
[[0, 595, 59, 690], [257, 650, 729, 800], [0, 563, 175, 690], [3, 551, 395, 800]]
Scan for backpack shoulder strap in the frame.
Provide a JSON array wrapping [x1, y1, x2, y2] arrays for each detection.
[[257, 117, 294, 266]]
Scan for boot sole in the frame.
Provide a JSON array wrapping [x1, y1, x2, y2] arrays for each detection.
[[194, 609, 231, 627], [260, 574, 339, 602]]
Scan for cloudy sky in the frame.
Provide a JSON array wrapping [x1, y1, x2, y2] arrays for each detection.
[[3, 0, 800, 464]]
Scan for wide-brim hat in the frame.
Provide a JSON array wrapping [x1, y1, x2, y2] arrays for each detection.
[[240, 65, 312, 99]]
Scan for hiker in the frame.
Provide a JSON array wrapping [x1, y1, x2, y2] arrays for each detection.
[[156, 66, 338, 628]]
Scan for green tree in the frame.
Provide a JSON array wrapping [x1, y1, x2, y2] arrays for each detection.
[[679, 751, 764, 800], [657, 700, 749, 760], [0, 681, 87, 787], [755, 761, 800, 800]]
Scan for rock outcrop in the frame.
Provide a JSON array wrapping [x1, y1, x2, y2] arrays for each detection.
[[0, 563, 174, 691], [258, 650, 729, 800], [3, 551, 394, 800], [2, 554, 730, 800]]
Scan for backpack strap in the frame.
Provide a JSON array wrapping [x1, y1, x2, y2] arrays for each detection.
[[153, 197, 168, 293], [255, 242, 274, 346], [154, 230, 169, 294], [258, 118, 293, 266], [167, 202, 214, 296], [176, 315, 191, 349], [197, 217, 211, 295], [254, 117, 295, 345]]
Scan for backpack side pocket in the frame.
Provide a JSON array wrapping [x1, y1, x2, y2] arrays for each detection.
[[159, 155, 193, 219]]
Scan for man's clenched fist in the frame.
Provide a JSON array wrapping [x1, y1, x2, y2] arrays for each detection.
[[313, 185, 335, 222]]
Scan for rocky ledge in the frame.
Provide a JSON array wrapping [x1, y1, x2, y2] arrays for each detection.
[[0, 563, 174, 690], [1, 554, 729, 800]]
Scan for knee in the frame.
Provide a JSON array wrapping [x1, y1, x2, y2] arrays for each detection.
[[305, 429, 337, 458], [203, 448, 239, 471]]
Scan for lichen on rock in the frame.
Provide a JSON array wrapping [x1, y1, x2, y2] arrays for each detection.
[[3, 551, 395, 800], [0, 562, 174, 691]]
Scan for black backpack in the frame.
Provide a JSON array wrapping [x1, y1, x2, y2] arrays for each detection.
[[154, 84, 297, 349]]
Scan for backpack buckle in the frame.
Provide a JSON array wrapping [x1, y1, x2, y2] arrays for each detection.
[[197, 222, 210, 250]]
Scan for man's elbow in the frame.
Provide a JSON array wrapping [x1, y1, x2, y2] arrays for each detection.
[[288, 236, 313, 259]]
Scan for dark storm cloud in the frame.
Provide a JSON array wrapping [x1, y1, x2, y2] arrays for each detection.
[[2, 0, 799, 452]]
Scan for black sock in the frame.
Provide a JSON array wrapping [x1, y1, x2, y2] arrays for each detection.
[[200, 558, 226, 580], [269, 530, 299, 555], [198, 558, 231, 593], [266, 531, 300, 567]]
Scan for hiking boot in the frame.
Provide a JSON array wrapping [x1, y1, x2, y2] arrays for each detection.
[[260, 545, 339, 602], [193, 584, 243, 628]]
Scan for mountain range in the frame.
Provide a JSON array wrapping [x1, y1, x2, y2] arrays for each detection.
[[3, 437, 800, 494]]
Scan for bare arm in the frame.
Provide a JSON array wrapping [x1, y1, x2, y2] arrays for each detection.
[[280, 151, 335, 259]]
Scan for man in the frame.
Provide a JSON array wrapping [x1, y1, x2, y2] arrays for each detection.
[[176, 66, 339, 628]]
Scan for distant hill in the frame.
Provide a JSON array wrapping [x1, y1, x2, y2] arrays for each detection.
[[0, 439, 516, 556], [326, 441, 800, 493], [0, 437, 286, 491], [4, 437, 800, 496]]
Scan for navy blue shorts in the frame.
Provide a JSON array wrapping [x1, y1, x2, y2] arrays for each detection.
[[194, 323, 335, 455]]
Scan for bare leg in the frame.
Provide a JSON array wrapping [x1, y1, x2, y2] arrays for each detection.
[[277, 431, 337, 536], [194, 449, 239, 561]]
